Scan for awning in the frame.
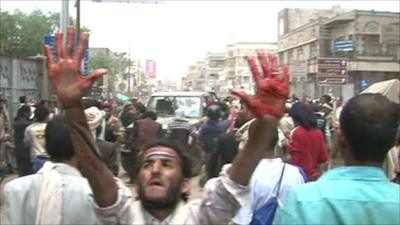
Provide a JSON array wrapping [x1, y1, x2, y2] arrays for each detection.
[[361, 79, 400, 103]]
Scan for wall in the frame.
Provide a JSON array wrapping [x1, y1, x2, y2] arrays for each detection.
[[0, 55, 45, 119]]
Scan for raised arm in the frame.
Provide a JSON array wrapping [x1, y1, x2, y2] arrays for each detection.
[[228, 51, 289, 185], [44, 27, 117, 207]]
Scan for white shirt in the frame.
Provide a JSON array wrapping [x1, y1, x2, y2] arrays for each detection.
[[232, 158, 306, 225], [1, 163, 100, 225]]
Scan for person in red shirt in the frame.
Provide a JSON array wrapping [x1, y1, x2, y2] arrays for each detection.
[[288, 102, 329, 181]]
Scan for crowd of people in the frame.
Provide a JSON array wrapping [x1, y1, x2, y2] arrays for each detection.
[[0, 27, 399, 225]]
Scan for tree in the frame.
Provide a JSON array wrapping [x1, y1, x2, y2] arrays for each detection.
[[0, 9, 59, 57], [0, 9, 90, 58], [89, 51, 130, 95]]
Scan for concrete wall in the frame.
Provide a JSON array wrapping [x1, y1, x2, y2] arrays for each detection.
[[0, 55, 46, 120]]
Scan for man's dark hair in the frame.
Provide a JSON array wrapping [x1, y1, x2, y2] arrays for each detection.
[[19, 96, 26, 104], [133, 102, 147, 114], [289, 102, 317, 129], [45, 116, 75, 162], [137, 138, 192, 201], [143, 111, 157, 121], [207, 105, 221, 120], [321, 94, 332, 104], [83, 98, 101, 109], [39, 99, 49, 106], [340, 94, 399, 163], [34, 105, 49, 122], [120, 111, 136, 127], [15, 105, 31, 121]]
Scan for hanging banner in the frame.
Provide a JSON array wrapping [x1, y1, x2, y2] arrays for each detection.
[[145, 60, 156, 79]]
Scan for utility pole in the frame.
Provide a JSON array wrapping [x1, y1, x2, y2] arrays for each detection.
[[75, 0, 81, 40], [128, 49, 131, 95], [61, 0, 69, 45]]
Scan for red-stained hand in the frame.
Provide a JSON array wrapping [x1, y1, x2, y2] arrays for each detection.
[[44, 27, 108, 108], [231, 51, 289, 119]]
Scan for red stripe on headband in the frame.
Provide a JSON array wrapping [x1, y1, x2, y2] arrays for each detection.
[[144, 147, 176, 159]]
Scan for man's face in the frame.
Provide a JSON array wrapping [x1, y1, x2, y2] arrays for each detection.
[[104, 108, 112, 119], [137, 146, 189, 209], [237, 103, 254, 125]]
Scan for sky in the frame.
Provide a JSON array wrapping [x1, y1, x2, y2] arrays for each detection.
[[1, 0, 399, 82]]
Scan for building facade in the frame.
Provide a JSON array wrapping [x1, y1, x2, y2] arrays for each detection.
[[278, 8, 400, 99], [222, 42, 277, 96]]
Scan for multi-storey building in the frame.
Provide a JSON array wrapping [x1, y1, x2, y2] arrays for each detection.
[[182, 60, 206, 91], [222, 42, 277, 95], [278, 8, 400, 98]]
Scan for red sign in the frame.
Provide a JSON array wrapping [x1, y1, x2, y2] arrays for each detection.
[[317, 58, 347, 85], [145, 60, 156, 79]]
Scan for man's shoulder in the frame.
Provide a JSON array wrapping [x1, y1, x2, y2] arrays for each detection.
[[283, 180, 325, 202], [3, 175, 40, 194]]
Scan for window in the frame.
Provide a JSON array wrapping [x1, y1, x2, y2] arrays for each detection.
[[310, 42, 317, 58], [148, 96, 202, 118], [348, 34, 353, 40], [288, 50, 294, 62], [387, 44, 398, 56], [362, 34, 381, 56], [297, 48, 304, 61]]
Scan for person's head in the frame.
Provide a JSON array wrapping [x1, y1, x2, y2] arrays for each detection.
[[102, 103, 113, 120], [18, 96, 26, 104], [120, 111, 136, 127], [136, 139, 192, 211], [289, 102, 317, 129], [45, 116, 75, 162], [218, 102, 229, 120], [16, 105, 31, 120], [123, 102, 134, 113], [143, 111, 157, 121], [320, 94, 332, 105], [133, 102, 147, 115], [338, 94, 399, 165], [19, 96, 26, 104], [207, 105, 221, 120], [39, 99, 50, 108], [34, 105, 50, 122], [83, 98, 101, 109], [236, 100, 255, 128]]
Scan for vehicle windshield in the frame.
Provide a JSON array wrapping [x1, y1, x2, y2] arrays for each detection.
[[148, 96, 202, 118]]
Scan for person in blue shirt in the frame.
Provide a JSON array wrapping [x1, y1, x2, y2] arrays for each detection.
[[199, 105, 227, 180], [274, 93, 400, 225]]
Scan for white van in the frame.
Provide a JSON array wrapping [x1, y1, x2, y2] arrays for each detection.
[[146, 91, 216, 128]]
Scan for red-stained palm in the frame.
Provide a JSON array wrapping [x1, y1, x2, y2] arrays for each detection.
[[231, 51, 289, 119], [43, 27, 108, 108]]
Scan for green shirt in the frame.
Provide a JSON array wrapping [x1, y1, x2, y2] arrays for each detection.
[[274, 166, 400, 225]]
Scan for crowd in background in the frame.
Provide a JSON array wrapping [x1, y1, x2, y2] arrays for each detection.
[[1, 90, 399, 225], [1, 91, 399, 184]]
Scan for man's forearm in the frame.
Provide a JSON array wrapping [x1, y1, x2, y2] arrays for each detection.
[[229, 117, 278, 185], [64, 106, 118, 207]]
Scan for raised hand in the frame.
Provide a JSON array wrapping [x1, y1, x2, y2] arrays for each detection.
[[231, 51, 289, 119], [44, 27, 108, 108]]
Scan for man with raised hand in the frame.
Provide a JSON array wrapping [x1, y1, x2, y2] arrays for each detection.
[[44, 27, 289, 224]]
